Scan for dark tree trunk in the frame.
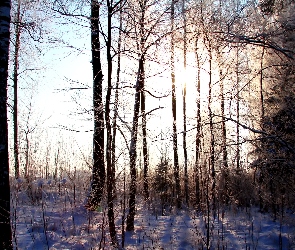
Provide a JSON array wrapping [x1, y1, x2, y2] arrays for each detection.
[[220, 75, 228, 168], [126, 55, 145, 231], [24, 128, 29, 177], [207, 39, 216, 212], [236, 47, 240, 170], [105, 1, 118, 245], [111, 2, 123, 194], [217, 50, 229, 204], [215, 0, 229, 204], [86, 1, 105, 210], [0, 0, 13, 248], [220, 69, 229, 203], [139, 0, 149, 201], [141, 87, 149, 200], [126, 0, 148, 230], [171, 0, 181, 209], [13, 0, 21, 179], [260, 45, 265, 122], [182, 0, 188, 206], [195, 37, 201, 210], [258, 45, 265, 210]]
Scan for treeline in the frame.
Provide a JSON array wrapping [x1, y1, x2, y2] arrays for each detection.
[[1, 0, 295, 248]]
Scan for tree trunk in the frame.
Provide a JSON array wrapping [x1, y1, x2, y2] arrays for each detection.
[[111, 2, 123, 195], [217, 50, 229, 204], [139, 0, 149, 202], [207, 39, 216, 213], [171, 0, 181, 209], [258, 45, 265, 210], [126, 55, 144, 231], [260, 45, 265, 122], [182, 0, 188, 206], [141, 86, 149, 200], [24, 129, 29, 177], [105, 1, 117, 245], [13, 0, 21, 179], [126, 0, 148, 229], [86, 1, 105, 210], [236, 47, 240, 171], [195, 37, 201, 210], [0, 0, 13, 248]]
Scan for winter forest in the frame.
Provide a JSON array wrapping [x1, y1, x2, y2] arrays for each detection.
[[0, 0, 295, 249]]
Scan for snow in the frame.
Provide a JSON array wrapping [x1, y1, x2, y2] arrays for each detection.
[[11, 178, 295, 249]]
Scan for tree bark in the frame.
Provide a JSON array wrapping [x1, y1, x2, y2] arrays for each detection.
[[171, 0, 181, 209], [195, 36, 201, 210], [216, 49, 229, 204], [258, 45, 265, 211], [126, 55, 144, 231], [13, 0, 21, 179], [140, 0, 149, 201], [105, 1, 118, 245], [216, 0, 229, 204], [236, 47, 240, 170], [126, 0, 148, 230], [0, 0, 13, 248], [206, 38, 216, 212], [182, 0, 188, 206], [260, 45, 265, 122], [86, 1, 105, 210], [141, 86, 149, 200], [111, 2, 123, 194]]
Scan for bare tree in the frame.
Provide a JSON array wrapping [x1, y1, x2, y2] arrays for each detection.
[[171, 0, 181, 208], [194, 34, 202, 210], [111, 1, 123, 195], [216, 0, 229, 204], [141, 79, 149, 201], [86, 0, 105, 211], [126, 0, 173, 229], [216, 49, 229, 204], [11, 0, 43, 179], [202, 16, 216, 212], [182, 0, 188, 206], [0, 0, 13, 248], [259, 45, 265, 122], [235, 46, 240, 170], [12, 0, 21, 179], [104, 0, 124, 245], [126, 55, 144, 231], [126, 0, 147, 230]]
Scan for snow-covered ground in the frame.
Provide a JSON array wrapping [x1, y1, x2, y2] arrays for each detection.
[[11, 178, 295, 249]]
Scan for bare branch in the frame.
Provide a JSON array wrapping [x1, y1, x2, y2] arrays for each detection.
[[213, 114, 295, 154], [218, 31, 294, 59], [138, 106, 164, 118], [54, 125, 93, 133]]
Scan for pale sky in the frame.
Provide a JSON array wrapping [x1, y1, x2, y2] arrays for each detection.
[[8, 2, 252, 175]]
